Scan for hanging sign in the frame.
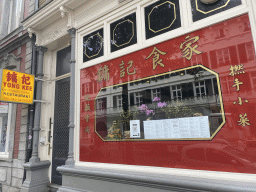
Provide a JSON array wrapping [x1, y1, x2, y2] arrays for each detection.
[[0, 69, 35, 104]]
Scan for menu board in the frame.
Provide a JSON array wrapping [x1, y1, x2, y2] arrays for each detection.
[[143, 116, 210, 139]]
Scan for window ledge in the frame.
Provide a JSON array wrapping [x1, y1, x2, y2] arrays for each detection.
[[0, 153, 9, 161], [0, 26, 24, 46], [58, 163, 256, 192]]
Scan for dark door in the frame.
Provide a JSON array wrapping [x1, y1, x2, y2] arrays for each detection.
[[51, 46, 71, 185], [51, 77, 70, 185]]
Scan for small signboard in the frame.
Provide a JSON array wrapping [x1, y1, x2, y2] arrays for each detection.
[[0, 69, 35, 104]]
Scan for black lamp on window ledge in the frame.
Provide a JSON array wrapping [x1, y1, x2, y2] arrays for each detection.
[[200, 0, 219, 4]]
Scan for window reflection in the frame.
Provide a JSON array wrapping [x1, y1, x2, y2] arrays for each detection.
[[95, 66, 223, 141]]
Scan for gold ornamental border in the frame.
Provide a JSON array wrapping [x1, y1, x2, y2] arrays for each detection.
[[84, 33, 103, 59], [196, 0, 230, 14], [94, 64, 226, 142], [113, 19, 134, 48], [148, 1, 176, 33]]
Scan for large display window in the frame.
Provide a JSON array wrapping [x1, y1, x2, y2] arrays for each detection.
[[80, 14, 256, 174]]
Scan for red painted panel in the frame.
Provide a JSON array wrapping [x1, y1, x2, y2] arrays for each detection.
[[80, 14, 256, 174]]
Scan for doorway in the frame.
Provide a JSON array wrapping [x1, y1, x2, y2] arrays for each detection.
[[51, 46, 71, 185]]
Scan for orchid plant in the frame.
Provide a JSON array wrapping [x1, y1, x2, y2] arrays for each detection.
[[139, 97, 167, 119]]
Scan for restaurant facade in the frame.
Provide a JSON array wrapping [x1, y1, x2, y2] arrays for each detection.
[[22, 0, 256, 191]]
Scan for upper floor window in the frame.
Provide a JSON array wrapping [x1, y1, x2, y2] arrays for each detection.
[[152, 88, 161, 99], [216, 48, 230, 66], [191, 54, 203, 65], [215, 28, 225, 39], [0, 103, 12, 156], [195, 81, 206, 97], [245, 42, 255, 61], [243, 20, 251, 32], [39, 0, 47, 8], [0, 0, 23, 38], [96, 98, 106, 110], [171, 85, 182, 100]]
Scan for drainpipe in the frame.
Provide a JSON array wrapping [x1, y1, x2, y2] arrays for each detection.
[[27, 34, 36, 162], [66, 28, 76, 165], [21, 44, 50, 192], [29, 46, 47, 163], [23, 34, 36, 183]]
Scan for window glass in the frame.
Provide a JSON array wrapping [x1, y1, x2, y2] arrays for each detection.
[[0, 103, 10, 153], [191, 0, 242, 22], [144, 0, 181, 39], [56, 46, 71, 77], [186, 148, 205, 161], [206, 148, 233, 164], [110, 13, 137, 52], [83, 28, 104, 62]]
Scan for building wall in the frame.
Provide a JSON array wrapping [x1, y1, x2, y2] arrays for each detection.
[[0, 0, 36, 191], [21, 0, 256, 191]]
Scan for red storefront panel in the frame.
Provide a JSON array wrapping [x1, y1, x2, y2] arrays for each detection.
[[80, 14, 256, 174]]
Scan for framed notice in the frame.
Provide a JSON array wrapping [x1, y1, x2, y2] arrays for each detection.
[[130, 120, 140, 138]]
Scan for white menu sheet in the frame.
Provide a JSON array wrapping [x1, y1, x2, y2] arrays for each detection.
[[143, 116, 210, 139], [130, 120, 141, 138]]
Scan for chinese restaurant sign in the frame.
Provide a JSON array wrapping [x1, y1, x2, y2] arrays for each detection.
[[80, 14, 256, 174], [0, 69, 34, 104]]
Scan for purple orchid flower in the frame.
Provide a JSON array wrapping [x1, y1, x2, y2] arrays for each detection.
[[153, 97, 160, 102]]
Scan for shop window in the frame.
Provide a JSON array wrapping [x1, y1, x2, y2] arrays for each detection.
[[245, 42, 255, 61], [0, 103, 11, 156], [110, 13, 137, 52], [83, 28, 104, 62], [216, 48, 230, 66], [190, 0, 242, 22], [144, 0, 181, 39], [92, 65, 224, 141]]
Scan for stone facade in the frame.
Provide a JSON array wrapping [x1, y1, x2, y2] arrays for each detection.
[[0, 0, 35, 191]]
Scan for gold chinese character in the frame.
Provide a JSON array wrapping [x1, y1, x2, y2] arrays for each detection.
[[127, 60, 136, 75], [102, 65, 110, 81], [229, 64, 245, 76], [232, 78, 243, 91], [119, 61, 125, 78], [120, 60, 137, 78], [237, 113, 251, 127], [97, 65, 110, 82], [180, 35, 202, 60], [85, 114, 90, 123], [146, 47, 167, 70], [85, 126, 90, 133], [97, 67, 103, 82], [85, 104, 91, 112], [85, 94, 91, 101], [233, 97, 249, 105]]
